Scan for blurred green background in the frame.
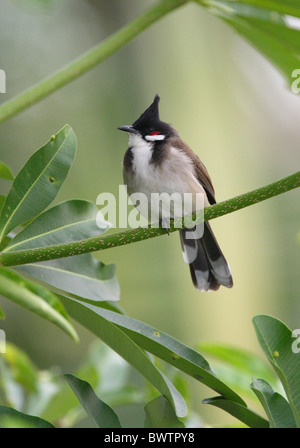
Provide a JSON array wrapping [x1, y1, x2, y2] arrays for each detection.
[[0, 0, 299, 426]]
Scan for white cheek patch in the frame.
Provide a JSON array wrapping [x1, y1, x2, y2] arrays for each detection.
[[145, 134, 166, 142]]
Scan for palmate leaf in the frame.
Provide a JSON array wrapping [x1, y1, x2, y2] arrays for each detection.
[[196, 0, 300, 87], [0, 267, 78, 341], [0, 125, 76, 243]]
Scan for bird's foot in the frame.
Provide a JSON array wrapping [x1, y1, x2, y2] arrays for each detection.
[[160, 218, 170, 235]]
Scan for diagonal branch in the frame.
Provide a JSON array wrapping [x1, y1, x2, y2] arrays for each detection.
[[0, 0, 189, 124], [0, 171, 299, 267]]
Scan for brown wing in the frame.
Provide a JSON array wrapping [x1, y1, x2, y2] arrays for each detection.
[[169, 136, 216, 205]]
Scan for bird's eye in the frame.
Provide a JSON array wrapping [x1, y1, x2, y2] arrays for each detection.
[[149, 131, 161, 136]]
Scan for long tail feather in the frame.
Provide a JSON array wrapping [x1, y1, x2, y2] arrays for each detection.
[[180, 222, 233, 291]]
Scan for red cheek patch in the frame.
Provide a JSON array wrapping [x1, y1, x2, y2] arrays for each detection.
[[149, 131, 161, 136]]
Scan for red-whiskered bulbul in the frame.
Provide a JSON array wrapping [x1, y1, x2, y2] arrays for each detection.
[[118, 95, 233, 291]]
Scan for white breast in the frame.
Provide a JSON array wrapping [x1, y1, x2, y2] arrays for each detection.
[[124, 135, 208, 223], [128, 134, 155, 186]]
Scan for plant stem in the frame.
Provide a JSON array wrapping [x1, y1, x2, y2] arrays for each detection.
[[0, 0, 189, 124], [0, 171, 299, 267]]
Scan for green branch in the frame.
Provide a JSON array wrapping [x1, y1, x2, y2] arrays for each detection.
[[0, 0, 189, 124], [0, 171, 299, 267]]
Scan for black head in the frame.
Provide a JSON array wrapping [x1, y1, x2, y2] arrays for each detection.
[[118, 95, 177, 142]]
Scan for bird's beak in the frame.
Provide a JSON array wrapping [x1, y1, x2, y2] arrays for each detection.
[[118, 125, 138, 134]]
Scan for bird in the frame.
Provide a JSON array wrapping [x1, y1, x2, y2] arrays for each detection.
[[118, 95, 233, 291]]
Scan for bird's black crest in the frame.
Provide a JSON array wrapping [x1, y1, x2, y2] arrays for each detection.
[[132, 95, 160, 130]]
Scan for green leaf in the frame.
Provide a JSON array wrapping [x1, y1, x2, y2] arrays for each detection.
[[196, 0, 300, 87], [59, 296, 188, 418], [0, 305, 5, 319], [4, 199, 110, 252], [40, 342, 135, 425], [0, 266, 78, 341], [10, 0, 57, 15], [36, 371, 84, 424], [227, 0, 300, 19], [251, 377, 297, 428], [2, 343, 38, 393], [203, 396, 269, 428], [0, 125, 76, 242], [60, 296, 246, 406], [65, 374, 122, 428], [197, 343, 277, 383], [0, 196, 5, 215], [5, 199, 118, 302], [0, 405, 54, 428], [14, 255, 120, 302], [253, 315, 300, 426], [144, 396, 184, 428], [0, 161, 14, 181], [84, 342, 135, 401], [197, 342, 278, 399]]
